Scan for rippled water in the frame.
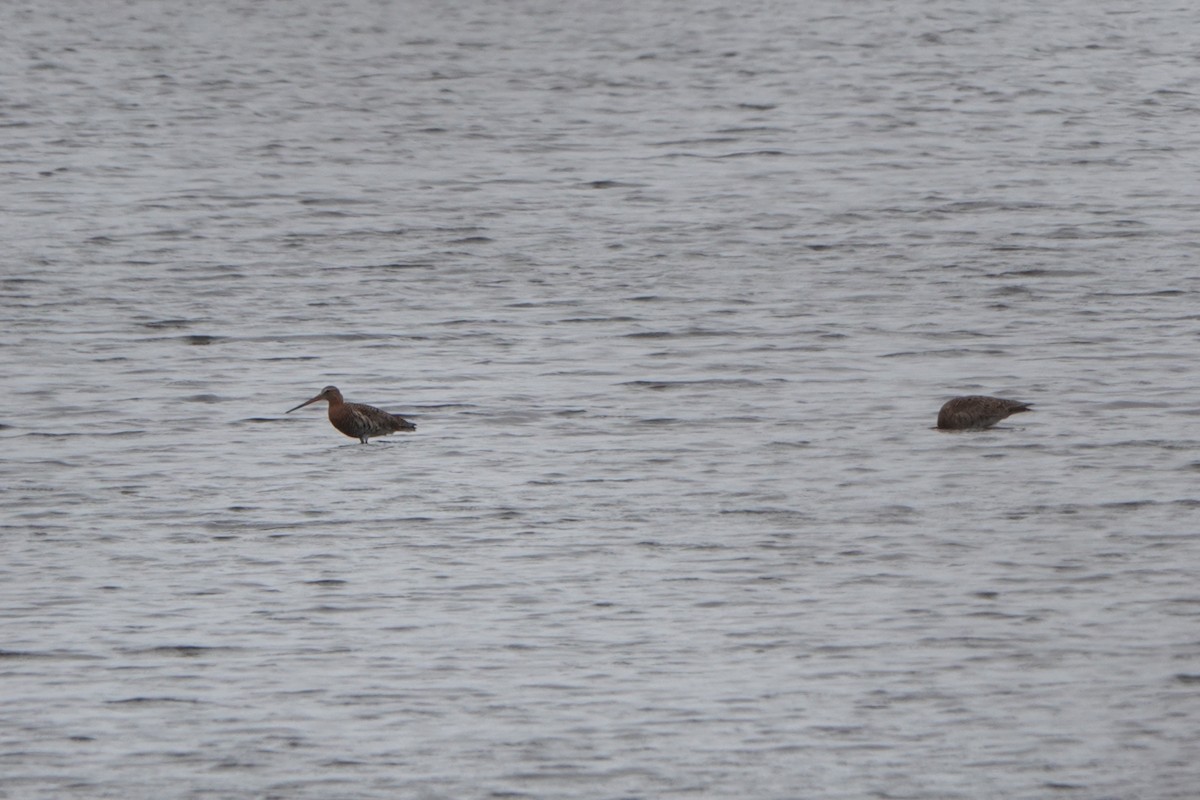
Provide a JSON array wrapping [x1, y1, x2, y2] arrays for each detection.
[[3, 1, 1199, 798]]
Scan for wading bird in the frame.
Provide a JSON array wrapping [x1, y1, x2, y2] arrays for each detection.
[[287, 386, 416, 443], [937, 395, 1032, 430]]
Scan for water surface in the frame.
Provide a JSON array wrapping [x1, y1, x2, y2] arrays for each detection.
[[2, 1, 1199, 798]]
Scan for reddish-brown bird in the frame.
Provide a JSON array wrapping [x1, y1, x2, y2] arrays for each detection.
[[937, 395, 1032, 430], [287, 385, 416, 443]]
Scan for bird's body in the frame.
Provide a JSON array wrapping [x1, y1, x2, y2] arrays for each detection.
[[937, 395, 1032, 430], [287, 386, 415, 443]]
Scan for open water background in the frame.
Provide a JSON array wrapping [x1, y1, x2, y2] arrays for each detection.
[[3, 1, 1200, 798]]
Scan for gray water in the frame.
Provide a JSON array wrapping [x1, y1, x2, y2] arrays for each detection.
[[2, 1, 1199, 798]]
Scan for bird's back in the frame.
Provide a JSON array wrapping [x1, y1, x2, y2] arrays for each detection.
[[331, 401, 416, 441], [937, 395, 1031, 430]]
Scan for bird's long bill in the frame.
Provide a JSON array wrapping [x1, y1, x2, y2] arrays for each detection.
[[286, 394, 324, 413]]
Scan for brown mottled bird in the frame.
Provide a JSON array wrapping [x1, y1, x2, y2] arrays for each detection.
[[287, 386, 416, 443], [937, 395, 1032, 430]]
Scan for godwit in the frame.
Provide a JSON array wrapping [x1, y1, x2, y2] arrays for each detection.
[[287, 386, 416, 443], [937, 395, 1032, 430]]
